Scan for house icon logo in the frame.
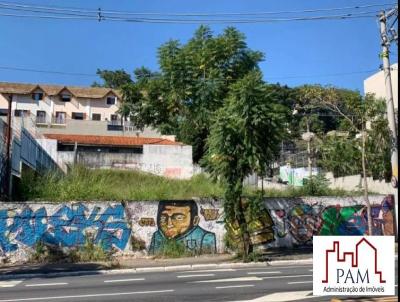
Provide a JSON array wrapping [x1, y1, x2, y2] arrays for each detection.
[[322, 238, 385, 284], [313, 236, 395, 296]]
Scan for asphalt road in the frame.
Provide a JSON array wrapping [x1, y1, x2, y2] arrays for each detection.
[[0, 261, 397, 302]]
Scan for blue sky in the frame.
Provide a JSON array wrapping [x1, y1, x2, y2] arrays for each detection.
[[0, 0, 398, 93]]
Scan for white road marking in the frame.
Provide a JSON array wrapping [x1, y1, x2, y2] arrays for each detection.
[[261, 274, 312, 280], [216, 284, 255, 289], [184, 269, 235, 273], [0, 289, 175, 302], [287, 281, 313, 284], [247, 290, 315, 302], [104, 278, 145, 283], [0, 281, 23, 288], [25, 283, 68, 287], [191, 276, 262, 283], [177, 274, 215, 278], [268, 265, 312, 269], [247, 271, 281, 275]]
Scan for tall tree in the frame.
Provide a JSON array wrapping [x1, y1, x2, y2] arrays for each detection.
[[122, 26, 264, 162], [202, 71, 286, 258]]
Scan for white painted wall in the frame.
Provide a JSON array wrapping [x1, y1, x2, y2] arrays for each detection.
[[38, 139, 194, 179], [364, 63, 398, 109]]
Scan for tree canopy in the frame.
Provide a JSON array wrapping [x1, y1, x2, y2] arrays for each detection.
[[120, 26, 265, 162]]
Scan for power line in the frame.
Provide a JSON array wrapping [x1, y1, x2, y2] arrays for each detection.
[[0, 1, 392, 24], [0, 66, 98, 77], [0, 1, 395, 17], [264, 69, 378, 80], [0, 65, 380, 80], [0, 11, 381, 24]]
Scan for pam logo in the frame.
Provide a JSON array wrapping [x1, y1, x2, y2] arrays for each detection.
[[313, 236, 395, 296]]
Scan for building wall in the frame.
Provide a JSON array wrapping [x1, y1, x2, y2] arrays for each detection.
[[0, 195, 394, 263], [38, 139, 194, 179], [0, 93, 119, 122], [364, 63, 398, 109], [36, 120, 161, 137], [325, 172, 395, 195]]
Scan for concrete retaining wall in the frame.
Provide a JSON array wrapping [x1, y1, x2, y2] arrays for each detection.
[[0, 195, 394, 263]]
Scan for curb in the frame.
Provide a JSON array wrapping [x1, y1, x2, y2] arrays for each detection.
[[0, 258, 313, 280]]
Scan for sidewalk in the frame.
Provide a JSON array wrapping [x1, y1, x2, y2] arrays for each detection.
[[0, 249, 313, 279]]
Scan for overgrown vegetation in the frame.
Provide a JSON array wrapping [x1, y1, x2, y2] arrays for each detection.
[[17, 166, 359, 201], [29, 235, 112, 263], [17, 166, 224, 201], [154, 240, 191, 258]]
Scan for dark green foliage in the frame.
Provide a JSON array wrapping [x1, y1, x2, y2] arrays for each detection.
[[302, 174, 330, 196], [92, 69, 133, 88], [121, 26, 265, 162], [202, 71, 286, 259]]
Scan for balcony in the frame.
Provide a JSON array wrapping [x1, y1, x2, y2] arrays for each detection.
[[52, 116, 67, 126], [107, 120, 123, 131], [35, 115, 48, 125]]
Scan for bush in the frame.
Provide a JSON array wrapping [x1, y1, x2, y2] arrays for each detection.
[[301, 174, 330, 196], [156, 240, 190, 258], [70, 235, 112, 262]]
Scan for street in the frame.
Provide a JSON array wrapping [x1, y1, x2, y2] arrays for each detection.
[[0, 261, 397, 302]]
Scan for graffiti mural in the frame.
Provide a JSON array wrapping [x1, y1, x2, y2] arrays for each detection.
[[0, 203, 130, 258], [0, 195, 394, 263], [149, 200, 216, 254], [262, 195, 395, 249], [125, 199, 223, 255]]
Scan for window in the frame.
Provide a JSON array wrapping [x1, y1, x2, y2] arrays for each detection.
[[61, 94, 71, 102], [110, 114, 118, 121], [106, 96, 116, 105], [72, 112, 85, 120], [14, 110, 30, 117], [36, 110, 46, 123], [92, 113, 101, 121], [0, 109, 7, 116], [55, 111, 66, 124], [32, 92, 44, 101]]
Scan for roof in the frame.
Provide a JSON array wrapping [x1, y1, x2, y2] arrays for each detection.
[[0, 81, 122, 99], [44, 134, 184, 147]]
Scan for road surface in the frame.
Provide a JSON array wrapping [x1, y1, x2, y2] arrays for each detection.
[[0, 261, 397, 301]]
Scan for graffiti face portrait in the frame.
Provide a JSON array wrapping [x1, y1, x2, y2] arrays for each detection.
[[287, 204, 321, 244], [158, 201, 199, 239]]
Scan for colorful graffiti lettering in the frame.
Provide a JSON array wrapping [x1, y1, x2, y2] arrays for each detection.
[[0, 203, 130, 255], [149, 200, 216, 254]]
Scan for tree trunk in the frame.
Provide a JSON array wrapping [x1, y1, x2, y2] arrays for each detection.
[[361, 128, 373, 235], [237, 197, 252, 260]]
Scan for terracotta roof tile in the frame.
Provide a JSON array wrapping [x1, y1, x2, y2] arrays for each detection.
[[0, 81, 121, 99], [44, 134, 184, 147]]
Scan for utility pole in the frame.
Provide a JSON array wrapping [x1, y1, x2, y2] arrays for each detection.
[[379, 8, 398, 236]]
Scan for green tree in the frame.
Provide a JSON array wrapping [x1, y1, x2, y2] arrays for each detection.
[[202, 71, 286, 258], [92, 69, 133, 88], [122, 26, 264, 162], [299, 85, 392, 235]]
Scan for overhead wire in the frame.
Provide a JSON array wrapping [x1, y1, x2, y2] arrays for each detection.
[[0, 1, 395, 17], [0, 1, 394, 24], [0, 65, 379, 80]]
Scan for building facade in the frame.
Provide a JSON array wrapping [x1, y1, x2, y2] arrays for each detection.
[[364, 63, 398, 110], [40, 134, 194, 179]]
